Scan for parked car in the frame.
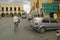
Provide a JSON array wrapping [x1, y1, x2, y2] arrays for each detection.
[[56, 30, 60, 40], [27, 14, 34, 20], [30, 17, 60, 33], [21, 13, 26, 18]]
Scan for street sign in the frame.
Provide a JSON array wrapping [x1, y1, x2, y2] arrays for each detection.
[[43, 7, 58, 10], [43, 3, 58, 7], [42, 3, 59, 13], [44, 9, 58, 13]]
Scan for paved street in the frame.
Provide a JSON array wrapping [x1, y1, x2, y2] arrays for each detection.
[[0, 17, 57, 40]]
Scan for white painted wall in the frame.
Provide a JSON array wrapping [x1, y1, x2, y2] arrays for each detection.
[[23, 1, 31, 14]]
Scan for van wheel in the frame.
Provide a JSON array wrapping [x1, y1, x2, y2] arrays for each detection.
[[38, 27, 46, 34]]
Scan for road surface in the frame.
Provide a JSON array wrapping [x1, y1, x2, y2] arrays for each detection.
[[0, 17, 57, 40]]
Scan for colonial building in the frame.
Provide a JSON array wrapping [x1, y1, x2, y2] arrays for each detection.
[[31, 0, 54, 13], [0, 3, 23, 17]]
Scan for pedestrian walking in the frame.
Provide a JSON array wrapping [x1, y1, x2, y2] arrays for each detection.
[[13, 15, 20, 31]]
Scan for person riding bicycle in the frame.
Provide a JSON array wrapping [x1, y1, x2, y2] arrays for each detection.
[[13, 15, 20, 31]]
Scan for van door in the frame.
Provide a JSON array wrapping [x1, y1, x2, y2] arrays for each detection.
[[42, 19, 50, 28], [50, 20, 59, 29]]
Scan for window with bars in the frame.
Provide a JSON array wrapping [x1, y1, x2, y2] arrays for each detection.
[[18, 7, 20, 11], [14, 7, 16, 11], [2, 7, 4, 11], [10, 7, 12, 11], [6, 7, 8, 11]]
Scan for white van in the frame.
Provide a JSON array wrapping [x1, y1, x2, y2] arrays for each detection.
[[30, 17, 60, 33]]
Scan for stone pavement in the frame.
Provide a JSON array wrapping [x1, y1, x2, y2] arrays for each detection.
[[0, 17, 57, 40]]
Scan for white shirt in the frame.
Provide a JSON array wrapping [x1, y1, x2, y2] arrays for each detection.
[[53, 14, 57, 19], [13, 16, 19, 22]]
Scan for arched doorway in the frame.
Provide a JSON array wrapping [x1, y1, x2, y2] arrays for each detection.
[[14, 13, 17, 16], [18, 13, 21, 17], [6, 13, 9, 17], [10, 13, 13, 17], [1, 13, 5, 17]]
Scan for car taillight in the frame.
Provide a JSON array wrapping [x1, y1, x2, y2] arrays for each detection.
[[35, 22, 38, 25]]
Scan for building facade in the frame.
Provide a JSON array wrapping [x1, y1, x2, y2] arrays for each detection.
[[31, 0, 54, 13], [31, 0, 60, 22], [0, 3, 23, 17]]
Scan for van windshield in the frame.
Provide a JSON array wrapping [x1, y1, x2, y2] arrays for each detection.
[[33, 19, 39, 21], [33, 18, 43, 22]]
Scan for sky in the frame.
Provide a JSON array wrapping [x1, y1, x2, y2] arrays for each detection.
[[0, 0, 32, 4]]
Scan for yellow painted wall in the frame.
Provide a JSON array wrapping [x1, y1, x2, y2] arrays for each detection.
[[31, 0, 37, 12], [0, 3, 23, 14], [31, 0, 54, 13], [47, 0, 54, 3], [57, 9, 60, 22], [39, 0, 43, 9]]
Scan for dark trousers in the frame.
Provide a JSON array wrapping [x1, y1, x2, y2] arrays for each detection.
[[14, 22, 18, 31], [57, 36, 60, 40]]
